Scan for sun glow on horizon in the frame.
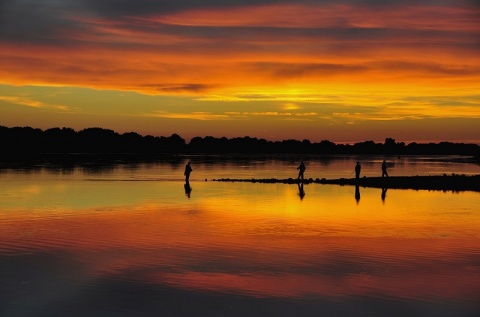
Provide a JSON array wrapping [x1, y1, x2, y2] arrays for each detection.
[[0, 1, 479, 142]]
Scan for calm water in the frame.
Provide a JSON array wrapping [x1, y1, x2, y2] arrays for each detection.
[[1, 156, 479, 317]]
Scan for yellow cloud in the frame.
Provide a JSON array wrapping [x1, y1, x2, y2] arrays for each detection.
[[0, 96, 70, 111], [141, 111, 231, 121], [282, 103, 301, 110]]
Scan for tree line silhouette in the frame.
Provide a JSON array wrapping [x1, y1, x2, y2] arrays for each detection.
[[0, 126, 479, 157]]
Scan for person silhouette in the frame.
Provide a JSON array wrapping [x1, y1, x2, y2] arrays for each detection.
[[184, 161, 193, 182], [355, 162, 361, 179], [297, 161, 306, 181], [381, 160, 388, 177]]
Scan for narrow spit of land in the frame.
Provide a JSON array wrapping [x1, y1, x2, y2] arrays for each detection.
[[212, 175, 480, 192]]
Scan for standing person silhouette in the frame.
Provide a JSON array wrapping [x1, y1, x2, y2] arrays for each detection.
[[297, 161, 306, 181], [184, 161, 193, 182], [355, 162, 361, 179], [381, 160, 389, 177]]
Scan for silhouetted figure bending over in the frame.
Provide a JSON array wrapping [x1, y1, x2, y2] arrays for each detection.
[[297, 161, 306, 181], [381, 160, 388, 177], [355, 162, 361, 179], [184, 162, 193, 182]]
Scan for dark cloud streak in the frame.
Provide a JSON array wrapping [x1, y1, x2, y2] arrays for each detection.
[[0, 1, 90, 44], [1, 0, 478, 49], [81, 0, 477, 17], [81, 0, 292, 16], [144, 84, 218, 94]]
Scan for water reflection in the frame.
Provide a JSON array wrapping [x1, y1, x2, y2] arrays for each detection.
[[184, 181, 192, 198], [1, 160, 480, 316], [381, 188, 388, 203], [355, 184, 361, 203], [297, 182, 305, 200]]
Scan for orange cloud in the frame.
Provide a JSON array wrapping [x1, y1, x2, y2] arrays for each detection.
[[1, 2, 478, 96], [0, 1, 479, 142], [147, 3, 479, 31]]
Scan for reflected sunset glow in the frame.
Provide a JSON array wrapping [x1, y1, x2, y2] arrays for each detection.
[[1, 179, 479, 301]]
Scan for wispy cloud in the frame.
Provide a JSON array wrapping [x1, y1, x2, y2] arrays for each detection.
[[226, 111, 319, 117], [139, 110, 321, 121], [0, 96, 71, 111], [331, 103, 480, 122], [142, 111, 231, 121]]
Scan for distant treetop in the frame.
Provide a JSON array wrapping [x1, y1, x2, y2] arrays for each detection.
[[0, 126, 478, 156]]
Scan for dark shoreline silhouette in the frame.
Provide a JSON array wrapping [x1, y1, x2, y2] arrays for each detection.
[[1, 126, 479, 158], [211, 175, 480, 192]]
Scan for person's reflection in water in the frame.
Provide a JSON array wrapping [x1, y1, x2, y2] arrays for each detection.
[[355, 184, 361, 204], [298, 182, 305, 200], [184, 181, 192, 198], [381, 187, 388, 203]]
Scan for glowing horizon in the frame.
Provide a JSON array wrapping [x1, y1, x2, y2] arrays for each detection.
[[1, 1, 479, 143]]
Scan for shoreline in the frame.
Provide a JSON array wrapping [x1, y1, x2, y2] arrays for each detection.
[[1, 153, 478, 169], [212, 174, 480, 192]]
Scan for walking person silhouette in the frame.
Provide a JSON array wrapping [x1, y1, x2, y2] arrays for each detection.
[[381, 160, 389, 177], [297, 161, 306, 181]]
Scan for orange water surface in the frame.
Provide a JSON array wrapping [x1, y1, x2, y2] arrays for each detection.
[[0, 160, 479, 316]]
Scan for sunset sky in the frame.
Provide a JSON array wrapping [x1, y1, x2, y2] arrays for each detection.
[[1, 0, 479, 143]]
